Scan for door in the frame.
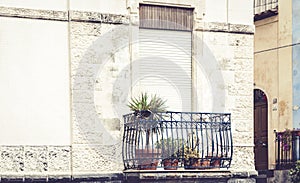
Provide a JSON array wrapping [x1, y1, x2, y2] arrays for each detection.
[[254, 89, 268, 170]]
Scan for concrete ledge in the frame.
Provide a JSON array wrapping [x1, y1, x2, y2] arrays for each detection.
[[124, 169, 257, 182], [0, 171, 257, 182]]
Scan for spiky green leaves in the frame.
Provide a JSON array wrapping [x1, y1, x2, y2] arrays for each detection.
[[127, 92, 167, 112]]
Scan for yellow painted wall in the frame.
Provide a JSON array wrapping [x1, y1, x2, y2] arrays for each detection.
[[254, 0, 293, 169]]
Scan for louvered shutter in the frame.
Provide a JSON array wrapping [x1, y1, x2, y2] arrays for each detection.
[[133, 28, 192, 112]]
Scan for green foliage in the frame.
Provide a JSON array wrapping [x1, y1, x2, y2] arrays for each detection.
[[155, 138, 183, 159], [290, 161, 300, 183], [149, 94, 168, 112], [180, 145, 200, 160], [127, 92, 167, 112]]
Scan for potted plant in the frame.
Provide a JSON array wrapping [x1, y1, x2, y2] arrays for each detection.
[[176, 145, 201, 169], [278, 128, 292, 151], [183, 147, 201, 169], [206, 155, 221, 168], [128, 92, 167, 145], [128, 92, 167, 170], [156, 138, 182, 170], [127, 92, 167, 118]]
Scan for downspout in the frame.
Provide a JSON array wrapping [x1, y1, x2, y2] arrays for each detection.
[[67, 0, 74, 179], [226, 0, 229, 24]]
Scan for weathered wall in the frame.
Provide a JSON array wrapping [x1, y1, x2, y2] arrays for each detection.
[[70, 20, 130, 174], [254, 0, 293, 169]]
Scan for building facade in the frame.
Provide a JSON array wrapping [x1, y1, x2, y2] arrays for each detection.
[[254, 0, 300, 172], [0, 0, 255, 182]]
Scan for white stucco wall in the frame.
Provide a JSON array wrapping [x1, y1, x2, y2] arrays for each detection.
[[70, 0, 127, 14], [0, 17, 70, 145], [204, 0, 253, 25], [228, 0, 253, 24], [0, 0, 67, 10]]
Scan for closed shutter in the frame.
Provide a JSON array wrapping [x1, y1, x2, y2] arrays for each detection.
[[133, 28, 192, 112]]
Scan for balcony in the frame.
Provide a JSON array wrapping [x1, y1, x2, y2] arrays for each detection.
[[275, 129, 300, 169], [254, 0, 278, 21], [122, 111, 232, 170]]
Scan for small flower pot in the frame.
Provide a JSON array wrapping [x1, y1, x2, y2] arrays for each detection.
[[135, 149, 161, 170], [184, 158, 201, 169], [163, 159, 179, 170], [138, 159, 159, 170]]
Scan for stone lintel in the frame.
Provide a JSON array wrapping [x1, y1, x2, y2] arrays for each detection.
[[195, 22, 255, 35], [0, 6, 129, 24], [0, 6, 68, 21], [70, 11, 129, 24]]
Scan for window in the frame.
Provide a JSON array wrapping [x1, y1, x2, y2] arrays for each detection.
[[139, 4, 193, 31], [254, 0, 278, 21]]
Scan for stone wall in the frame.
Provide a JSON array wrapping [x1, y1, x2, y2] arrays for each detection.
[[0, 146, 71, 179], [194, 23, 254, 171]]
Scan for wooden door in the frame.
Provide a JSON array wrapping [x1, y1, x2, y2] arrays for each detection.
[[254, 89, 268, 170]]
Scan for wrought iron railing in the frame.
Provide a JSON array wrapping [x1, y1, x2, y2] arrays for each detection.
[[122, 111, 232, 170], [275, 130, 300, 169]]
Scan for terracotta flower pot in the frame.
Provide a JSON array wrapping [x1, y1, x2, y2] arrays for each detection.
[[163, 159, 179, 170], [206, 156, 221, 168], [138, 159, 159, 170], [184, 158, 201, 169], [201, 159, 211, 167], [135, 149, 161, 170]]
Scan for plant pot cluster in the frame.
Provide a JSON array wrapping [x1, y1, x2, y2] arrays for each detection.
[[183, 158, 220, 169], [128, 93, 223, 171]]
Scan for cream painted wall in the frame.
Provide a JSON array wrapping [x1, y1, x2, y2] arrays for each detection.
[[0, 17, 70, 145], [0, 0, 67, 10], [278, 0, 293, 46], [254, 0, 293, 169], [254, 16, 278, 52]]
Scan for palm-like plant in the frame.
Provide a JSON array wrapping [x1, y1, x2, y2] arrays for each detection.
[[127, 92, 167, 114], [149, 94, 167, 112], [128, 92, 167, 146]]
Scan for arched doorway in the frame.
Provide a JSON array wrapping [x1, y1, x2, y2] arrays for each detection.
[[254, 89, 269, 170]]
